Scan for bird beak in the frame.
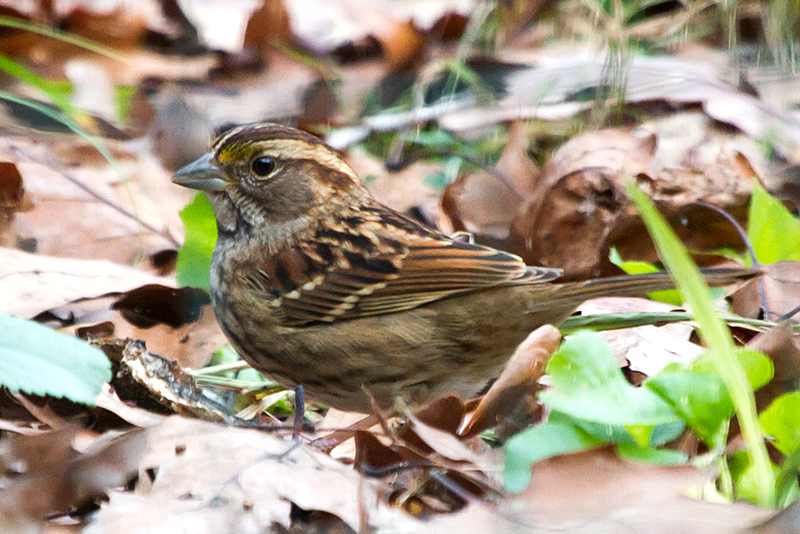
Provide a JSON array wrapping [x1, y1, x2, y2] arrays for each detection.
[[173, 153, 228, 191]]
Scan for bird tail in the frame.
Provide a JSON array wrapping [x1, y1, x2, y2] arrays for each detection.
[[526, 267, 759, 312]]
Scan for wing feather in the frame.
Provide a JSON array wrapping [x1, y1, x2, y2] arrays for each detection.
[[275, 232, 561, 325]]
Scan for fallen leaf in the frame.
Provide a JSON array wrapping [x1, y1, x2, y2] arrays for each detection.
[[0, 135, 187, 263], [461, 325, 560, 437], [86, 417, 416, 533], [747, 322, 800, 411], [511, 129, 755, 279], [97, 339, 235, 422], [441, 121, 535, 245], [0, 247, 172, 318], [733, 261, 800, 323], [417, 447, 768, 534]]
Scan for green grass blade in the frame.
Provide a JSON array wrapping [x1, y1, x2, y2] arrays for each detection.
[[0, 54, 75, 113], [0, 16, 126, 61], [0, 90, 121, 175], [628, 181, 775, 507]]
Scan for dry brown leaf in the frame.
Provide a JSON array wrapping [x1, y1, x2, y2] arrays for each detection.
[[85, 417, 415, 534], [406, 415, 485, 466], [416, 447, 768, 534], [177, 0, 263, 53], [461, 325, 560, 437], [0, 135, 187, 263], [511, 129, 755, 279], [0, 160, 32, 243], [0, 247, 173, 318], [436, 51, 800, 162], [511, 129, 656, 278], [243, 0, 293, 54], [748, 498, 800, 534], [576, 297, 700, 376], [60, 3, 153, 49], [496, 120, 541, 197], [182, 50, 317, 127], [440, 122, 536, 246], [733, 261, 800, 323], [95, 386, 169, 428], [45, 281, 225, 369], [0, 426, 145, 532], [0, 160, 27, 210], [98, 339, 234, 422], [746, 322, 800, 411], [98, 284, 225, 368], [287, 0, 473, 58]]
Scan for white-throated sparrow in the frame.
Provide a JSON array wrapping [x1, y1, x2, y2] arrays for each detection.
[[173, 123, 756, 412]]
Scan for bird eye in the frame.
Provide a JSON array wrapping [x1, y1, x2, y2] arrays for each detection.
[[251, 156, 276, 177]]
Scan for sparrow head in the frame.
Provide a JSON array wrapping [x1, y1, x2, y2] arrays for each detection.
[[173, 123, 366, 232]]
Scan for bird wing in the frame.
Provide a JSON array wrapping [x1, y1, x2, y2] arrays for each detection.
[[272, 230, 561, 326]]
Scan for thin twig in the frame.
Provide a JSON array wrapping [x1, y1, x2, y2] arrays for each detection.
[[687, 200, 769, 319]]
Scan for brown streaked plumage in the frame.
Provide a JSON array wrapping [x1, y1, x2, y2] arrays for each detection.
[[173, 123, 758, 412]]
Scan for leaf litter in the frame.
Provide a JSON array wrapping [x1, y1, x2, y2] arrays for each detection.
[[2, 0, 800, 532]]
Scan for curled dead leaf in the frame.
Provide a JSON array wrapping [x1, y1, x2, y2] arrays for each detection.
[[461, 325, 561, 437], [440, 121, 537, 246], [512, 129, 755, 279]]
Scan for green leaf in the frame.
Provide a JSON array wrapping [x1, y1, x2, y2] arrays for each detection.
[[551, 411, 684, 448], [0, 55, 75, 114], [775, 447, 800, 507], [616, 443, 687, 465], [177, 193, 217, 291], [646, 371, 732, 449], [503, 420, 600, 492], [748, 182, 800, 264], [539, 331, 680, 429], [609, 249, 682, 305], [0, 314, 110, 405], [760, 392, 800, 457], [692, 349, 774, 391], [729, 449, 780, 503]]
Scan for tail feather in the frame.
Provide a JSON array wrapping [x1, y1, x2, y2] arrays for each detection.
[[526, 267, 759, 312]]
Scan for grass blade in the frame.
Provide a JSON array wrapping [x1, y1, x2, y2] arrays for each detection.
[[627, 181, 775, 507]]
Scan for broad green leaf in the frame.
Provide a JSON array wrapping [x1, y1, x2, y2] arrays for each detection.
[[646, 371, 732, 449], [760, 392, 800, 457], [177, 192, 217, 290], [609, 249, 681, 305], [567, 415, 684, 448], [0, 314, 110, 405], [503, 420, 600, 492], [647, 350, 771, 453], [775, 448, 800, 507], [616, 443, 687, 465], [692, 349, 773, 391], [539, 331, 680, 428], [748, 183, 800, 264]]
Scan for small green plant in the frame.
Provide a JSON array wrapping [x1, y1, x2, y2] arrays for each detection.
[[748, 181, 800, 264], [506, 182, 786, 508], [176, 193, 217, 291], [0, 314, 111, 405]]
